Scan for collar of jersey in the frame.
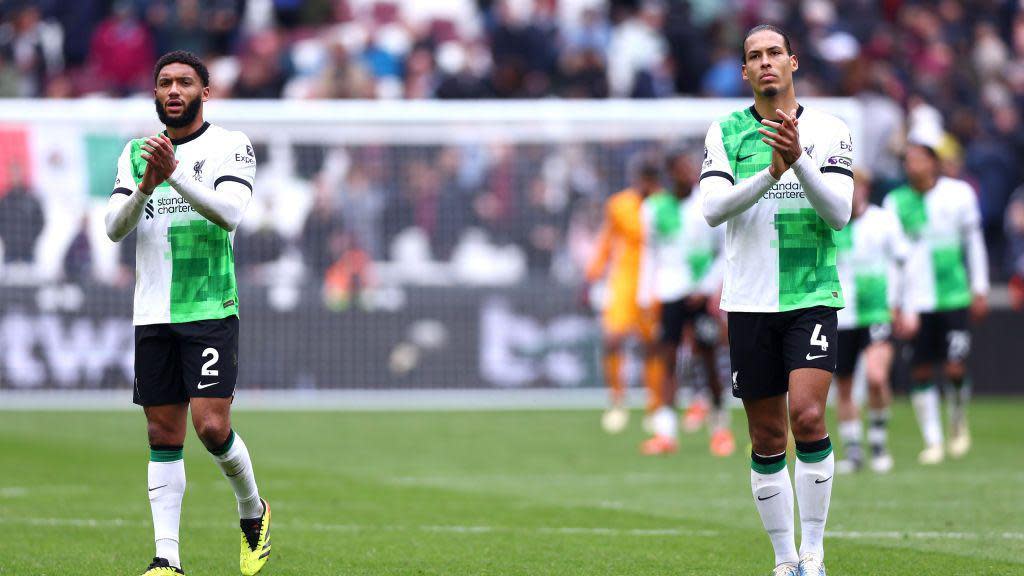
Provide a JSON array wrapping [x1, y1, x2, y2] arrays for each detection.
[[747, 104, 804, 124], [163, 121, 210, 146]]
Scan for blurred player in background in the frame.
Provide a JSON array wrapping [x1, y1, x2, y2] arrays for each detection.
[[885, 139, 989, 465], [701, 25, 853, 576], [105, 51, 271, 576], [637, 149, 730, 456], [587, 157, 666, 433], [834, 168, 909, 474]]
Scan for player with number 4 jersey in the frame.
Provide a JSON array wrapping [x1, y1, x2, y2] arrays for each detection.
[[105, 51, 271, 576], [700, 25, 853, 576]]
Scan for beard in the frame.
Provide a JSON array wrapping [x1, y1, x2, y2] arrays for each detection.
[[155, 96, 201, 128], [763, 86, 779, 97]]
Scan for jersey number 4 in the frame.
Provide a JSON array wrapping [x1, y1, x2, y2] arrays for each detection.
[[810, 324, 829, 351]]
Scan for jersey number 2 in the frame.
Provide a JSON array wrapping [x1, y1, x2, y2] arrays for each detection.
[[201, 348, 220, 377], [810, 324, 829, 351]]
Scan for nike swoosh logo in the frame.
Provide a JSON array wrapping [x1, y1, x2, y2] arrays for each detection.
[[148, 484, 168, 492], [757, 492, 781, 501], [197, 381, 219, 389], [815, 476, 833, 484], [806, 354, 827, 361], [738, 153, 756, 162]]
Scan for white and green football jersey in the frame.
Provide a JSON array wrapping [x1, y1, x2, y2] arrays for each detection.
[[112, 122, 256, 325], [701, 105, 853, 312], [883, 177, 985, 313], [835, 205, 909, 329], [639, 190, 724, 303]]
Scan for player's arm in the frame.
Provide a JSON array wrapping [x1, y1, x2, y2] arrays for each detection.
[[883, 194, 920, 336], [885, 210, 912, 320], [961, 185, 990, 319], [106, 143, 149, 242], [698, 224, 727, 296], [764, 112, 853, 230], [153, 133, 254, 232], [586, 203, 613, 282], [636, 202, 655, 308], [700, 122, 778, 227]]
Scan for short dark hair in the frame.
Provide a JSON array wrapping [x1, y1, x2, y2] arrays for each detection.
[[742, 24, 794, 59], [635, 160, 660, 183], [154, 50, 209, 86]]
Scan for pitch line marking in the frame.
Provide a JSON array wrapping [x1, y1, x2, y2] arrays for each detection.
[[2, 516, 1023, 542]]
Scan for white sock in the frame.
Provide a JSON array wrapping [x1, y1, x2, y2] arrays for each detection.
[[209, 430, 263, 519], [751, 453, 799, 566], [911, 385, 943, 447], [148, 448, 186, 569], [709, 404, 729, 432], [835, 416, 860, 457], [867, 409, 889, 453], [653, 406, 678, 439], [795, 437, 834, 558], [948, 379, 970, 431]]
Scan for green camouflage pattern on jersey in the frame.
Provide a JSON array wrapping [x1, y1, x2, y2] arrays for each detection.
[[718, 108, 843, 311], [836, 221, 891, 326], [130, 136, 240, 323], [888, 185, 970, 311]]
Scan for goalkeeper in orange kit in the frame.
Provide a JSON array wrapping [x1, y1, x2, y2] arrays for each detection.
[[586, 157, 666, 433]]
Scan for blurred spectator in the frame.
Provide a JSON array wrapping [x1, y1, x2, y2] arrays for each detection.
[[87, 2, 154, 95], [0, 5, 63, 98], [606, 1, 666, 97], [0, 53, 20, 97], [518, 176, 564, 272], [0, 163, 44, 264], [146, 0, 209, 57], [301, 180, 346, 279], [232, 30, 287, 98], [338, 165, 386, 260], [1007, 188, 1024, 278], [558, 48, 608, 98], [62, 222, 92, 283], [1007, 187, 1024, 310]]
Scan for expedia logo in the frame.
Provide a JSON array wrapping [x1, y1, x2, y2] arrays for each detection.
[[144, 199, 155, 219]]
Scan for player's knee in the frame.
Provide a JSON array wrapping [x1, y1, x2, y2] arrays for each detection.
[[750, 421, 787, 454], [945, 362, 966, 381], [147, 421, 183, 446], [791, 404, 826, 439], [866, 372, 887, 393], [911, 365, 933, 383], [194, 417, 231, 449]]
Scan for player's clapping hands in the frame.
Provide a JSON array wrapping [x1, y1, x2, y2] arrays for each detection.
[[758, 108, 801, 179], [139, 134, 178, 194]]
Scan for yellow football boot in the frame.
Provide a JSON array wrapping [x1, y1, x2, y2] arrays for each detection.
[[240, 499, 271, 575], [141, 558, 184, 575]]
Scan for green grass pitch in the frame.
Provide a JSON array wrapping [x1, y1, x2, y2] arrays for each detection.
[[1, 400, 1022, 575]]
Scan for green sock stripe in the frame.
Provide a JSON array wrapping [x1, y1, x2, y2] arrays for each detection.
[[210, 430, 235, 457], [150, 448, 183, 462], [796, 445, 833, 463], [750, 453, 787, 475], [910, 381, 938, 393]]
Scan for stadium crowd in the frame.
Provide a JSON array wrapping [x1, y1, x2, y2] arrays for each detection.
[[0, 0, 1023, 289]]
